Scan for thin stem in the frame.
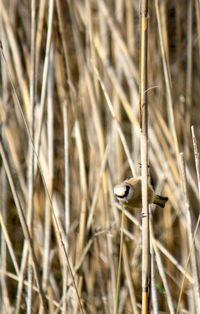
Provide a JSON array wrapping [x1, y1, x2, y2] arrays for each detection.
[[114, 210, 125, 314], [140, 0, 150, 312], [27, 0, 36, 311]]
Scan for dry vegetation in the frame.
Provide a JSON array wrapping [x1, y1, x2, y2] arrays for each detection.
[[0, 0, 200, 313]]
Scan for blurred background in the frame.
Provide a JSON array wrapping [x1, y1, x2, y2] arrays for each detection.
[[0, 0, 200, 313]]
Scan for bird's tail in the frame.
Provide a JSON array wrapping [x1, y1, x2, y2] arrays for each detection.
[[153, 195, 168, 208]]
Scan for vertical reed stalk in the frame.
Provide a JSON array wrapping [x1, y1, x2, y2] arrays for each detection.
[[140, 0, 150, 312], [27, 0, 36, 311], [35, 0, 54, 160], [179, 153, 200, 313], [155, 0, 179, 158], [114, 211, 125, 314], [149, 218, 159, 314], [41, 45, 54, 312], [191, 126, 200, 193], [62, 101, 70, 314]]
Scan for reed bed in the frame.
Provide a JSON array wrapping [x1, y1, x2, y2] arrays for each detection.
[[0, 0, 200, 313]]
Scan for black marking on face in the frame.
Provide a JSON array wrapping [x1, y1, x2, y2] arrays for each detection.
[[117, 184, 131, 199]]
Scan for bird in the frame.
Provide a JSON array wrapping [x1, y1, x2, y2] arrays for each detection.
[[114, 177, 168, 209]]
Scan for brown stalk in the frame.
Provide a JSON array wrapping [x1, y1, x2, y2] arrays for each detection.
[[27, 0, 37, 311], [177, 153, 200, 313], [140, 0, 150, 312]]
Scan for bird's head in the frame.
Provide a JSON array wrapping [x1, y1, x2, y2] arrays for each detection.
[[114, 182, 134, 204]]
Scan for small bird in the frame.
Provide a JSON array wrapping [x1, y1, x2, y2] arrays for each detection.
[[114, 177, 168, 209]]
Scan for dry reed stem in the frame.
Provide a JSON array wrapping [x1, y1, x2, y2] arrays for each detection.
[[0, 1, 200, 313], [114, 210, 125, 314], [26, 0, 37, 311], [191, 126, 200, 193], [150, 241, 159, 314], [15, 244, 29, 314], [153, 238, 175, 314], [177, 153, 200, 313], [35, 0, 54, 161], [42, 45, 54, 309], [62, 102, 70, 313], [140, 0, 150, 312], [122, 244, 139, 314], [195, 0, 200, 59], [155, 0, 179, 158]]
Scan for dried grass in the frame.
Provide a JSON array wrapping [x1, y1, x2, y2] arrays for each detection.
[[0, 0, 200, 313]]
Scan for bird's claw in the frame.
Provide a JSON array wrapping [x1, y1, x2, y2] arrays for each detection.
[[140, 212, 147, 218]]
